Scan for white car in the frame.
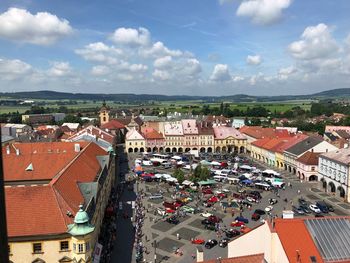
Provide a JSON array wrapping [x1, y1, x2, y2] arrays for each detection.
[[309, 204, 321, 214], [221, 188, 231, 193], [201, 212, 213, 218], [265, 205, 274, 212], [142, 160, 153, 166]]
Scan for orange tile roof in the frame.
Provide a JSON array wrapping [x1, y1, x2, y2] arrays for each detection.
[[4, 141, 108, 238], [199, 254, 264, 263], [261, 138, 286, 151], [296, 151, 320, 165], [101, 119, 126, 129], [2, 142, 88, 182], [240, 126, 290, 139], [142, 128, 164, 139], [5, 185, 68, 237], [274, 218, 323, 263], [272, 134, 308, 153], [251, 137, 272, 148]]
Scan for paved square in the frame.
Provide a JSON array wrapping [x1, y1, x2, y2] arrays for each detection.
[[307, 194, 320, 200], [171, 227, 200, 241], [151, 220, 177, 232], [188, 219, 205, 230], [328, 198, 340, 202], [319, 193, 329, 197], [339, 203, 350, 209], [311, 188, 322, 193], [157, 237, 185, 253], [149, 199, 164, 204], [333, 209, 348, 216], [152, 232, 159, 239]]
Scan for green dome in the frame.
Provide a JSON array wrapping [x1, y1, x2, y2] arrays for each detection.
[[74, 205, 89, 224], [107, 146, 114, 152]]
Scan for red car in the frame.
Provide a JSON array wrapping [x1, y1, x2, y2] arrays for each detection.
[[165, 208, 176, 213], [191, 238, 205, 244], [208, 215, 222, 223], [216, 193, 227, 199], [202, 189, 213, 195], [231, 221, 245, 227], [163, 202, 177, 210], [207, 196, 219, 203]]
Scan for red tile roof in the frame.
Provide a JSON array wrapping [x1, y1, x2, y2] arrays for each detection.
[[67, 125, 115, 145], [2, 142, 88, 182], [296, 151, 320, 165], [272, 134, 308, 153], [142, 128, 164, 139], [4, 141, 108, 238], [240, 126, 290, 139], [199, 254, 264, 263], [274, 218, 323, 263], [101, 119, 126, 130], [5, 185, 68, 237], [251, 137, 272, 148]]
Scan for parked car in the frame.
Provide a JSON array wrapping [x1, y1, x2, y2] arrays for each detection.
[[142, 160, 153, 166], [309, 204, 322, 214], [265, 205, 273, 212], [300, 205, 312, 214], [251, 213, 261, 221], [201, 212, 213, 218], [316, 201, 330, 213], [162, 162, 172, 169], [191, 238, 205, 245], [201, 219, 214, 225], [202, 188, 213, 195], [298, 198, 308, 206], [149, 193, 163, 200], [234, 216, 249, 224], [269, 198, 278, 205], [208, 196, 219, 203], [246, 196, 258, 203], [166, 216, 179, 224], [163, 201, 177, 210], [292, 206, 305, 215], [216, 192, 227, 199], [208, 215, 222, 223], [205, 239, 218, 249], [231, 221, 245, 227], [181, 205, 196, 214], [204, 224, 216, 231], [225, 229, 240, 238], [254, 209, 266, 215], [219, 238, 230, 247]]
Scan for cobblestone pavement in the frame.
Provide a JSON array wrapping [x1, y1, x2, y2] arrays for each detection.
[[111, 152, 350, 263]]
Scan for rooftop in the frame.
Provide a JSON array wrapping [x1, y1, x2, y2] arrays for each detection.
[[199, 254, 264, 263], [164, 121, 184, 136], [296, 151, 320, 165], [320, 148, 350, 165], [181, 119, 198, 135], [213, 126, 246, 140], [101, 119, 126, 130], [284, 136, 323, 156]]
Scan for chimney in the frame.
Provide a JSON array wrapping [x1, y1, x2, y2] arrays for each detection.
[[196, 246, 204, 262], [15, 148, 20, 156], [74, 143, 80, 152], [6, 146, 10, 155]]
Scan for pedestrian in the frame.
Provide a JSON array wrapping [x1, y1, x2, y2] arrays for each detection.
[[176, 233, 180, 240], [297, 190, 301, 195]]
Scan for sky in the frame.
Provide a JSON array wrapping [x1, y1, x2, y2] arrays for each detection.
[[0, 0, 349, 96]]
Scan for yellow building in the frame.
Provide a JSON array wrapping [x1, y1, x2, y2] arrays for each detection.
[[4, 141, 114, 263], [213, 126, 247, 153], [99, 101, 110, 126], [125, 128, 146, 153]]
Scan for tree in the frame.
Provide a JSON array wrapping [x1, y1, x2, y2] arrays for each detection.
[[200, 167, 210, 181], [173, 169, 185, 184], [59, 114, 82, 125]]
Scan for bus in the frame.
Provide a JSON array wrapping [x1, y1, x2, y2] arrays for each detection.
[[150, 153, 170, 164]]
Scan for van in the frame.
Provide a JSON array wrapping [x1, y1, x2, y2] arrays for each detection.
[[162, 162, 172, 169]]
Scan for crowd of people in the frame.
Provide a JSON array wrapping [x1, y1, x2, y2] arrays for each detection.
[[134, 192, 146, 262]]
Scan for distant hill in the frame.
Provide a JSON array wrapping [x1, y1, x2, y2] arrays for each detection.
[[1, 88, 349, 102]]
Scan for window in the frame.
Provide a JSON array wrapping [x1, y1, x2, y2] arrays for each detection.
[[33, 243, 42, 254], [60, 241, 69, 251], [129, 142, 132, 146], [311, 167, 315, 171], [86, 242, 90, 252], [78, 243, 84, 253]]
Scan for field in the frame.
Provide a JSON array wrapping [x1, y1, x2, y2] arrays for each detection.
[[0, 98, 312, 115]]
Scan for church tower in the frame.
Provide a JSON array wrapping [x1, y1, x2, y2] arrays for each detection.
[[99, 100, 110, 126]]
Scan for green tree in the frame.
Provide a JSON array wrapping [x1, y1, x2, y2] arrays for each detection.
[[200, 167, 210, 181], [173, 169, 185, 184]]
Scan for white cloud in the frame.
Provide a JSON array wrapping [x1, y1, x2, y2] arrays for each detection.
[[153, 56, 173, 69], [152, 69, 170, 81], [0, 8, 72, 45], [140, 41, 183, 58], [128, 63, 148, 73], [91, 65, 111, 76], [278, 66, 297, 80], [246, 55, 262, 65], [0, 58, 32, 80], [233, 76, 244, 82], [47, 62, 72, 77], [236, 0, 291, 25], [288, 23, 338, 60], [181, 58, 202, 76], [75, 42, 122, 64], [210, 64, 232, 82], [110, 27, 150, 46]]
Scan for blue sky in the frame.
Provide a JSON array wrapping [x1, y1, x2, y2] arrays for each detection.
[[0, 0, 349, 96]]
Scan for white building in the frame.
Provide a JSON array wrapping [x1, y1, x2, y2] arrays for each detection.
[[318, 148, 350, 201]]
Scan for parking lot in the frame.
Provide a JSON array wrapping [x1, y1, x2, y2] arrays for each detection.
[[124, 152, 350, 263]]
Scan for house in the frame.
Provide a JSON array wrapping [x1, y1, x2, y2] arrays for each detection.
[[163, 121, 184, 153], [295, 151, 320, 181], [3, 141, 114, 262], [318, 148, 350, 201], [325, 125, 350, 133], [142, 127, 165, 152], [182, 119, 199, 150], [283, 136, 338, 175], [225, 217, 350, 263], [213, 126, 246, 153], [22, 113, 65, 124], [100, 119, 127, 143], [61, 123, 81, 132], [198, 125, 215, 153], [125, 128, 145, 153], [232, 118, 246, 129], [66, 125, 116, 151], [1, 123, 32, 137]]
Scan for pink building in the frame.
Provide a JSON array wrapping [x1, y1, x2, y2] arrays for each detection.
[[142, 128, 165, 152]]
